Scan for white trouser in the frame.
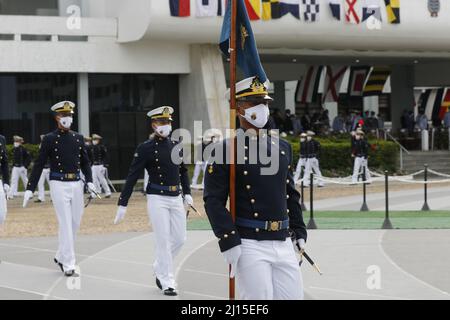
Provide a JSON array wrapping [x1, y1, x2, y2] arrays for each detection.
[[191, 161, 207, 186], [236, 239, 303, 300], [352, 157, 371, 183], [37, 168, 50, 201], [144, 170, 149, 191], [293, 158, 307, 183], [304, 158, 324, 187], [147, 194, 186, 290], [50, 180, 84, 272], [9, 166, 28, 198], [92, 165, 111, 196], [0, 180, 7, 224]]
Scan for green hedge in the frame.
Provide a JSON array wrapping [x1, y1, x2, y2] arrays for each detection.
[[287, 137, 399, 176], [4, 140, 399, 178]]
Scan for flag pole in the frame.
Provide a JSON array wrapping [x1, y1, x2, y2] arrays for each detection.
[[229, 0, 237, 301]]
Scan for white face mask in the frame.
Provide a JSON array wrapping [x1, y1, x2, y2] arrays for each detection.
[[300, 138, 306, 142], [14, 142, 20, 148], [92, 140, 99, 146], [307, 137, 312, 141], [356, 135, 361, 140], [59, 116, 73, 129], [240, 104, 269, 128], [155, 124, 172, 138]]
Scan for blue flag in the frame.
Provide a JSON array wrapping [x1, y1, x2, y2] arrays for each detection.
[[219, 0, 267, 83]]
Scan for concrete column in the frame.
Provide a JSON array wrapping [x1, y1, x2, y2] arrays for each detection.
[[77, 73, 90, 136], [390, 65, 415, 132], [179, 45, 228, 134]]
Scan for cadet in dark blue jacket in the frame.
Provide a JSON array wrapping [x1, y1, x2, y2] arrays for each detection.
[[203, 76, 307, 300], [114, 106, 193, 297], [23, 101, 95, 277], [8, 135, 31, 199]]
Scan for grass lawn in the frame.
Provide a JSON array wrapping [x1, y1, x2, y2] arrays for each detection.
[[187, 211, 450, 230]]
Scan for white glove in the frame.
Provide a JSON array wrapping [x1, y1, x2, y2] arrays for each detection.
[[184, 194, 194, 207], [3, 184, 10, 194], [222, 245, 242, 279], [87, 182, 97, 194], [23, 190, 33, 208], [293, 238, 306, 253], [114, 206, 127, 225]]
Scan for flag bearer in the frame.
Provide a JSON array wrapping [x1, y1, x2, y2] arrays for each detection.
[[204, 76, 307, 300]]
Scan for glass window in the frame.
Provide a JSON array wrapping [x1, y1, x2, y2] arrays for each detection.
[[0, 0, 58, 15], [88, 74, 179, 179], [0, 73, 78, 144]]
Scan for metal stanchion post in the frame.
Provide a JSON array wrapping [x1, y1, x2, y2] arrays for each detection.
[[360, 166, 369, 211], [301, 179, 307, 212], [382, 171, 393, 229], [421, 164, 430, 211], [307, 173, 317, 229]]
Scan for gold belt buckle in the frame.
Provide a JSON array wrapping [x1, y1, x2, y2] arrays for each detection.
[[66, 173, 75, 179], [267, 221, 281, 231], [169, 185, 177, 192]]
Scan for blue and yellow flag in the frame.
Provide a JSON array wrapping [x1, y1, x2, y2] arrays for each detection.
[[219, 0, 268, 83], [385, 0, 400, 24]]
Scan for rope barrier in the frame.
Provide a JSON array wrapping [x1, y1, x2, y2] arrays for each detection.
[[295, 167, 450, 186], [427, 169, 450, 178]]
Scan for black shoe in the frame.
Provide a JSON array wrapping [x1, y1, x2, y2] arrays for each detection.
[[105, 195, 111, 199], [163, 288, 177, 296], [64, 270, 79, 277], [34, 199, 43, 203], [156, 278, 162, 290], [54, 258, 64, 273]]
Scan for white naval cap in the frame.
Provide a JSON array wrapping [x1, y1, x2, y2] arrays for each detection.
[[147, 106, 174, 121], [225, 76, 273, 102], [51, 101, 75, 113], [92, 134, 103, 140], [13, 135, 24, 142]]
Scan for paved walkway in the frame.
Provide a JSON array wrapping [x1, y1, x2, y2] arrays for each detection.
[[1, 229, 449, 300]]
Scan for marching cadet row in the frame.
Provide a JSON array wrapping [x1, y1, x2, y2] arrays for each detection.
[[0, 133, 112, 201], [0, 78, 373, 299], [293, 128, 372, 186], [0, 76, 308, 300]]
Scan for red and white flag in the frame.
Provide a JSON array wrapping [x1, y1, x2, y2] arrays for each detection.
[[348, 66, 370, 96], [295, 66, 324, 103], [323, 66, 347, 103], [345, 0, 360, 24]]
